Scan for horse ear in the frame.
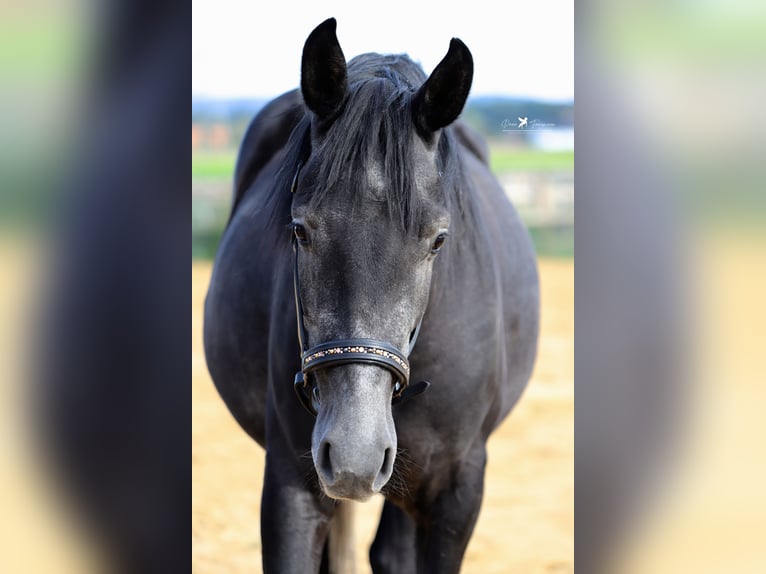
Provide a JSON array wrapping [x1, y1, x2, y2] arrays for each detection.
[[301, 18, 348, 122], [412, 38, 473, 138]]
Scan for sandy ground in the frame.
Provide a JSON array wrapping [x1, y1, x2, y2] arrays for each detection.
[[192, 258, 573, 573]]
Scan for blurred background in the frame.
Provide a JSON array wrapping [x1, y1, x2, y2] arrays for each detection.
[[576, 1, 766, 573], [1, 1, 188, 573]]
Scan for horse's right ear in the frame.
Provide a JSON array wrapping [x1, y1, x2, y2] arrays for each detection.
[[301, 18, 348, 123]]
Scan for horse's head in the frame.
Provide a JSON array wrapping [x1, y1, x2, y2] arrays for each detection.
[[291, 18, 472, 501]]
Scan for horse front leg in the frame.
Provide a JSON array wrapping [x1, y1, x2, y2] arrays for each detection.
[[416, 443, 488, 574], [260, 447, 335, 573], [370, 499, 418, 573]]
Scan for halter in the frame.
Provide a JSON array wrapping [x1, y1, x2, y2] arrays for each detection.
[[290, 165, 430, 416]]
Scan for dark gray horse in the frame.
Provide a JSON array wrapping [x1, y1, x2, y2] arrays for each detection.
[[204, 18, 539, 573]]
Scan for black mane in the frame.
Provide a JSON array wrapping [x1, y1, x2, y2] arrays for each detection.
[[270, 53, 466, 233]]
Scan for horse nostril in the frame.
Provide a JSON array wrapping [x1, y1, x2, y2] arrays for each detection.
[[373, 447, 394, 491], [382, 448, 394, 475], [318, 440, 333, 483]]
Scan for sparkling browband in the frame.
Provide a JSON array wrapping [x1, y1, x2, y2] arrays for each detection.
[[303, 345, 410, 374]]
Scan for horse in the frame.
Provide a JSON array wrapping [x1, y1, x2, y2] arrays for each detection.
[[203, 18, 539, 573]]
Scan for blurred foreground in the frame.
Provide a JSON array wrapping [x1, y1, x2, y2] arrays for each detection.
[[576, 1, 766, 572]]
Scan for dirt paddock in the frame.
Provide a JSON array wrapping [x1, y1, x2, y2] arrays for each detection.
[[192, 258, 573, 573]]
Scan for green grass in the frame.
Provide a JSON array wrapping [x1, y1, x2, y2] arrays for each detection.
[[0, 15, 85, 79], [192, 152, 236, 180], [528, 225, 574, 258], [489, 148, 573, 173], [192, 148, 574, 181], [605, 7, 766, 65]]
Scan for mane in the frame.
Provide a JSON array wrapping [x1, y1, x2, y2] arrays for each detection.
[[269, 53, 470, 237]]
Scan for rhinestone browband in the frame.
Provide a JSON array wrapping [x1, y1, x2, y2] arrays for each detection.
[[303, 344, 410, 375], [299, 338, 411, 391]]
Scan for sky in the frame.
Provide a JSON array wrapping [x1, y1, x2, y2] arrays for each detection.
[[192, 0, 573, 102]]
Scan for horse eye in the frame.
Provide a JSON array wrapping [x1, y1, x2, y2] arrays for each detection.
[[293, 223, 308, 243], [431, 233, 447, 254]]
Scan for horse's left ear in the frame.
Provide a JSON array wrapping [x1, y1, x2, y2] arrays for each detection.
[[412, 38, 473, 138], [301, 18, 348, 123]]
